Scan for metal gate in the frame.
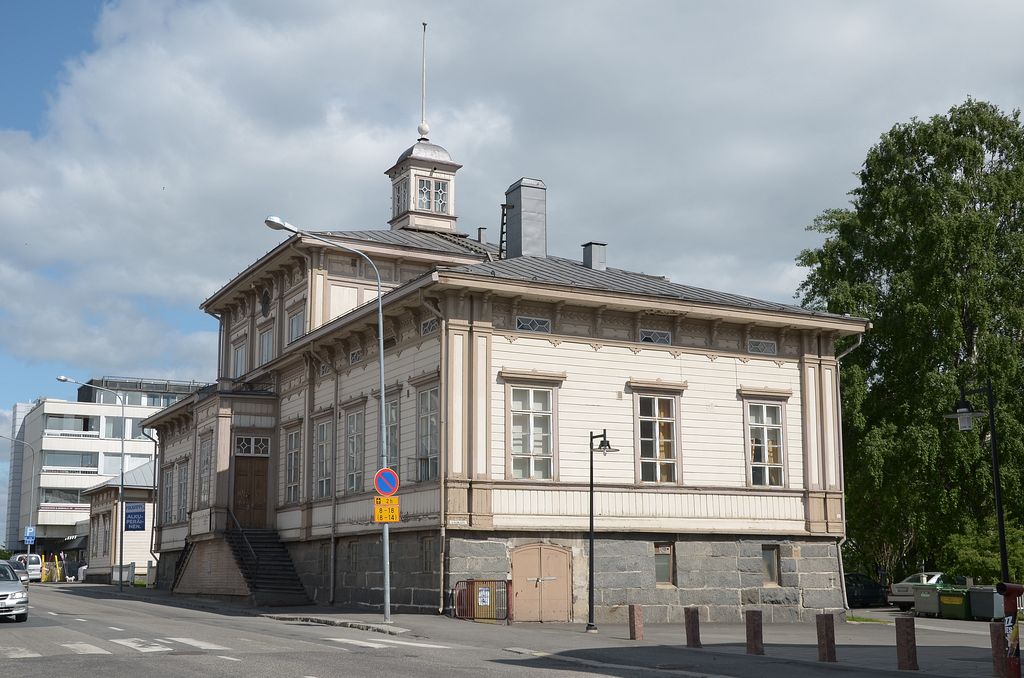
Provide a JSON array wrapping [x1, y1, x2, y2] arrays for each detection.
[[451, 580, 510, 621]]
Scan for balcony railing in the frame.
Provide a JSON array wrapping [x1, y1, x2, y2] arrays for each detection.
[[44, 430, 101, 438]]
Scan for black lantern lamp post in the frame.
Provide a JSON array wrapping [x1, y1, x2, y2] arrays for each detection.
[[587, 430, 618, 633], [945, 379, 1010, 583]]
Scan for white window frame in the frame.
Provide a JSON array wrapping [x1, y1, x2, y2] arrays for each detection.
[[654, 542, 675, 586], [287, 308, 305, 344], [258, 327, 274, 366], [161, 465, 174, 525], [313, 419, 332, 499], [285, 429, 301, 504], [346, 409, 364, 493], [384, 396, 399, 470], [636, 394, 680, 484], [744, 399, 787, 488], [232, 341, 247, 378], [417, 177, 449, 214], [197, 436, 212, 507], [420, 317, 439, 335], [176, 462, 188, 523], [508, 385, 556, 480], [417, 385, 439, 481], [235, 435, 270, 456]]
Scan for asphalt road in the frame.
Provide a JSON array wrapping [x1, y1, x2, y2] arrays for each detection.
[[2, 586, 614, 678], [1, 587, 997, 678]]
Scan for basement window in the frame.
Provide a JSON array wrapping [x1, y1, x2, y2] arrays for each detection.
[[762, 545, 781, 586], [655, 542, 675, 585]]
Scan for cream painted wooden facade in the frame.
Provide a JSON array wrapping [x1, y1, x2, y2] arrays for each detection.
[[146, 136, 865, 620]]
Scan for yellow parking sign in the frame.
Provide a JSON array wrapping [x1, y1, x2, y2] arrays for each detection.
[[374, 496, 400, 522]]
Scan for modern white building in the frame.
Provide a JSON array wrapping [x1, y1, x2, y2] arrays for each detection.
[[147, 119, 869, 622], [5, 377, 202, 556]]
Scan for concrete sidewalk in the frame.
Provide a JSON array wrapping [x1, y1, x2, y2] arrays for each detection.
[[46, 583, 997, 677]]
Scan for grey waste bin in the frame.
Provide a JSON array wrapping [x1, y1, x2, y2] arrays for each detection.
[[969, 586, 1002, 621], [913, 584, 940, 617]]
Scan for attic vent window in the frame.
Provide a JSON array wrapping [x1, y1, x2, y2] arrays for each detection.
[[639, 329, 671, 345], [350, 349, 363, 364], [748, 339, 778, 356], [421, 318, 439, 335], [260, 291, 271, 318], [318, 363, 330, 377], [516, 316, 551, 333]]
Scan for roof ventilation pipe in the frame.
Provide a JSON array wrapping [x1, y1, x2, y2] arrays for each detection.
[[504, 178, 547, 258], [583, 242, 607, 271]]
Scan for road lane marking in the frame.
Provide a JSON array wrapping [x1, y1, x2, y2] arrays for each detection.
[[324, 638, 386, 649], [48, 611, 58, 616], [108, 626, 124, 631], [1, 647, 42, 658], [75, 618, 88, 622], [504, 647, 736, 678], [110, 638, 174, 653], [62, 643, 112, 655], [377, 639, 450, 649], [218, 656, 241, 661], [168, 637, 230, 650]]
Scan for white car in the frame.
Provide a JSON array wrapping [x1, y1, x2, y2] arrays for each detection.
[[13, 553, 42, 582], [0, 562, 29, 622], [888, 571, 943, 611]]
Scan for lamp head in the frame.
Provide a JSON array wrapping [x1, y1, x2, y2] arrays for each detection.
[[264, 216, 298, 234], [944, 387, 979, 432], [56, 375, 71, 383]]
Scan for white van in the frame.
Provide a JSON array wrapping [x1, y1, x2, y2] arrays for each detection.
[[14, 554, 42, 582]]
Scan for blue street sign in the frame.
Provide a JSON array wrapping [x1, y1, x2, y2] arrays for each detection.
[[24, 525, 35, 539], [24, 535, 35, 545], [125, 502, 146, 531], [373, 467, 400, 497]]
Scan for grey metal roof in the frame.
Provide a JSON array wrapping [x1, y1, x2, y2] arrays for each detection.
[[309, 229, 498, 258], [86, 460, 154, 492], [395, 140, 457, 165], [448, 256, 843, 319]]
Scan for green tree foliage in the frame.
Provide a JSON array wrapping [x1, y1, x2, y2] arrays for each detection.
[[942, 519, 1024, 584], [797, 99, 1024, 582]]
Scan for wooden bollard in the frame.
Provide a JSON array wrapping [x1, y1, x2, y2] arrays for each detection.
[[684, 606, 702, 648], [745, 609, 764, 655], [895, 616, 918, 671], [628, 604, 644, 640], [816, 613, 837, 663], [991, 621, 1008, 678]]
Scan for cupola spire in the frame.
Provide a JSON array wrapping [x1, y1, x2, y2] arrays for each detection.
[[418, 22, 429, 141]]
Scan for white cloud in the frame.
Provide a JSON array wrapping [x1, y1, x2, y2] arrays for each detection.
[[2, 0, 1024, 394]]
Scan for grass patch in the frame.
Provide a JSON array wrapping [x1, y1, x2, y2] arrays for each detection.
[[847, 615, 889, 624]]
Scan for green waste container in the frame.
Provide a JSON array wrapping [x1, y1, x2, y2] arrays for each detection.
[[913, 584, 940, 617], [938, 588, 971, 620]]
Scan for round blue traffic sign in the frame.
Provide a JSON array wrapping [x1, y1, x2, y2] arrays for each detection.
[[374, 467, 400, 496]]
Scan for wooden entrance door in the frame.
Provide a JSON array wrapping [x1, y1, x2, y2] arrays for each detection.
[[510, 544, 571, 622], [233, 456, 268, 528]]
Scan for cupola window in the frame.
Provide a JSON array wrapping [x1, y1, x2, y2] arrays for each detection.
[[392, 178, 409, 218], [417, 178, 449, 214]]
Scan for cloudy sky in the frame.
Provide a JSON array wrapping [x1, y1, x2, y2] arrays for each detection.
[[2, 1, 1023, 533]]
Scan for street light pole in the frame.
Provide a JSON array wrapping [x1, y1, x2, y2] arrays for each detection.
[[58, 376, 127, 591], [0, 433, 36, 556], [265, 216, 392, 622], [946, 378, 1010, 583], [587, 430, 616, 633]]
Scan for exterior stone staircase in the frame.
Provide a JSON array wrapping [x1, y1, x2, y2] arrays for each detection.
[[225, 528, 310, 606]]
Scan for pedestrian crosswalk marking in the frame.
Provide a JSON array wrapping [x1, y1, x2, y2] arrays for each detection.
[[61, 643, 111, 655], [110, 638, 173, 653], [1, 647, 42, 659], [324, 637, 388, 649], [167, 637, 230, 650], [377, 638, 450, 649]]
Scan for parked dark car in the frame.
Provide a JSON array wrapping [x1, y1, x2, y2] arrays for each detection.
[[845, 572, 888, 607]]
